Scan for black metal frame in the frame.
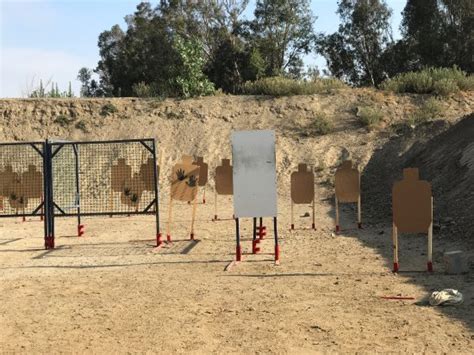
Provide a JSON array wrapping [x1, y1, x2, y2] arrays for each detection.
[[235, 216, 279, 263], [0, 139, 161, 250], [0, 141, 45, 219]]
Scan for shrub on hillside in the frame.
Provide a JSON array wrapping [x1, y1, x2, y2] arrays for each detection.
[[100, 103, 118, 116], [54, 114, 74, 127], [357, 107, 383, 128], [411, 97, 444, 124], [382, 67, 474, 96], [307, 113, 333, 136], [241, 77, 346, 96]]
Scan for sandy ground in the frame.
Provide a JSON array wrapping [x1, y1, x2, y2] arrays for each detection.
[[1, 190, 473, 354]]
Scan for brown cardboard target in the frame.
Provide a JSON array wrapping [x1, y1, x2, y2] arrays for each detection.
[[393, 168, 432, 233], [111, 159, 132, 192], [215, 158, 233, 195], [0, 165, 16, 196], [21, 165, 43, 198], [170, 158, 200, 202], [291, 164, 314, 204], [121, 173, 144, 208], [335, 160, 360, 203], [193, 156, 208, 186], [139, 158, 157, 191]]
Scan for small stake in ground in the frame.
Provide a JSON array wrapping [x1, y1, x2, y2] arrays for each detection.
[[392, 168, 433, 272], [334, 160, 361, 232], [193, 156, 208, 204], [290, 163, 316, 230]]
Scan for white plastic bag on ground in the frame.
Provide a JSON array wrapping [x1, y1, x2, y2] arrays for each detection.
[[429, 289, 463, 306]]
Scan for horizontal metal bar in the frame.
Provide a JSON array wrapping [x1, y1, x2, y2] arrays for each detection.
[[0, 213, 45, 218], [48, 138, 155, 146], [0, 141, 43, 147], [54, 211, 156, 217]]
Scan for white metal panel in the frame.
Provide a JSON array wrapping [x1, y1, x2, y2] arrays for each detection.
[[232, 130, 277, 218]]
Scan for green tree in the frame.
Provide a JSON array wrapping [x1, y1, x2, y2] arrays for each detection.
[[172, 35, 215, 98], [77, 67, 92, 97], [251, 0, 317, 77], [318, 0, 393, 86]]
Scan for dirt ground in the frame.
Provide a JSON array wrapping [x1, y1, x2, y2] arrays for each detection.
[[1, 191, 473, 353]]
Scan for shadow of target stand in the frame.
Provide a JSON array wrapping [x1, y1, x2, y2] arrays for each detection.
[[41, 138, 161, 249]]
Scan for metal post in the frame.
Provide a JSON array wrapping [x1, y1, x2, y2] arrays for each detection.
[[274, 217, 279, 263], [152, 139, 161, 246], [42, 141, 49, 249], [73, 144, 84, 237], [235, 218, 241, 261]]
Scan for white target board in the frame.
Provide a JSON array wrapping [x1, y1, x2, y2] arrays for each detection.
[[232, 130, 277, 218]]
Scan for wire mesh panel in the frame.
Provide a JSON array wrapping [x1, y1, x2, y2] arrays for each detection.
[[0, 142, 44, 217], [50, 139, 159, 216]]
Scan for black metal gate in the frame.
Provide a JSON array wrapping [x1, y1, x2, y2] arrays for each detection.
[[0, 139, 160, 249]]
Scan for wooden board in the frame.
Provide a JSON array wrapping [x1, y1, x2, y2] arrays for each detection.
[[111, 159, 132, 192], [393, 168, 432, 233], [0, 165, 16, 196], [335, 160, 360, 203], [215, 158, 233, 195], [170, 156, 200, 202], [139, 158, 156, 191], [232, 130, 277, 218], [291, 163, 314, 204], [193, 156, 208, 186], [21, 164, 43, 198], [120, 173, 144, 208]]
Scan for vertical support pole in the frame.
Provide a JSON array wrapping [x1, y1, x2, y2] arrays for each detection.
[[213, 189, 218, 221], [166, 195, 173, 242], [252, 217, 260, 254], [335, 196, 340, 233], [202, 185, 206, 204], [152, 139, 161, 246], [427, 197, 433, 272], [259, 217, 264, 240], [44, 140, 55, 249], [235, 218, 241, 261], [290, 199, 294, 230], [42, 141, 50, 249], [312, 196, 316, 230], [190, 195, 198, 240], [274, 217, 280, 263], [357, 195, 362, 229], [73, 144, 84, 237], [392, 223, 399, 272]]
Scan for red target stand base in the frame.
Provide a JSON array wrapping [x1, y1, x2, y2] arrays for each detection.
[[227, 216, 280, 270]]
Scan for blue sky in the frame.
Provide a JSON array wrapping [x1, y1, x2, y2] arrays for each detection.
[[0, 0, 406, 97]]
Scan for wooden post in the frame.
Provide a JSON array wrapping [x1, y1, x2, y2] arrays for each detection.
[[213, 189, 218, 221], [166, 194, 173, 242], [190, 195, 198, 240], [357, 195, 362, 228], [392, 223, 399, 272], [312, 192, 316, 230], [290, 199, 294, 230], [335, 196, 340, 233], [202, 186, 206, 204], [427, 197, 433, 272]]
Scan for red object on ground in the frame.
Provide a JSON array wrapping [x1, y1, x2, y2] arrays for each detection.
[[258, 226, 266, 239], [167, 234, 171, 242], [45, 236, 54, 249], [291, 224, 295, 230], [78, 224, 85, 237], [275, 245, 280, 261], [156, 233, 162, 246], [312, 223, 316, 230], [22, 216, 26, 222], [190, 233, 195, 240], [335, 225, 340, 233], [393, 262, 399, 272], [252, 239, 261, 254], [427, 261, 433, 272]]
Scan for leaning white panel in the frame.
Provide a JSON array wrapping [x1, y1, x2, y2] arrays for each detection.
[[232, 130, 277, 218]]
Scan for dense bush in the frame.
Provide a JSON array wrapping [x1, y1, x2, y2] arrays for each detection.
[[307, 113, 333, 136], [382, 67, 474, 96], [411, 97, 444, 124], [100, 103, 118, 116], [241, 77, 346, 96], [54, 114, 74, 127], [357, 107, 383, 128]]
